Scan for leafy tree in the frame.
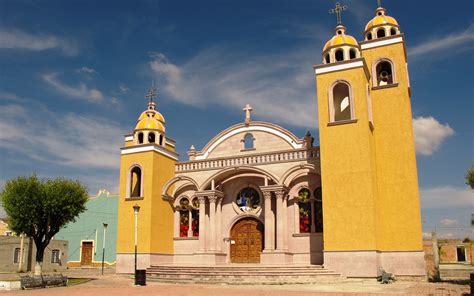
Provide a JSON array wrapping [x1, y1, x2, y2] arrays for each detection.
[[1, 175, 88, 275], [466, 163, 474, 189]]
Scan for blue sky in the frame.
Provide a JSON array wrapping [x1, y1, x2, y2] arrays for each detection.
[[0, 0, 472, 238]]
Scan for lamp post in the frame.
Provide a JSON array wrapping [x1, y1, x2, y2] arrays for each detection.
[[133, 204, 140, 285], [101, 222, 108, 275]]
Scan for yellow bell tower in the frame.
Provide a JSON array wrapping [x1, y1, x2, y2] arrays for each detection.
[[116, 85, 178, 273], [313, 2, 425, 278]]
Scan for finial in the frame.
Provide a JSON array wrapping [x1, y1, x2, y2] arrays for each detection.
[[243, 104, 253, 125], [330, 2, 348, 26], [377, 0, 382, 8], [145, 80, 157, 110]]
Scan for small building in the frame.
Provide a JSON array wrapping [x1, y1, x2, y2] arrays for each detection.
[[0, 235, 68, 272], [56, 189, 118, 267], [0, 218, 12, 236]]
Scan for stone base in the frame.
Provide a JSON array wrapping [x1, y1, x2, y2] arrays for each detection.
[[323, 250, 426, 278], [116, 253, 173, 273], [191, 252, 227, 265], [260, 250, 293, 264]]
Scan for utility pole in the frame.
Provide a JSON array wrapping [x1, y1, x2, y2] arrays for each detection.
[[101, 223, 108, 275]]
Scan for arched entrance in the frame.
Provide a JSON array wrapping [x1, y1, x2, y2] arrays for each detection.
[[230, 218, 263, 263]]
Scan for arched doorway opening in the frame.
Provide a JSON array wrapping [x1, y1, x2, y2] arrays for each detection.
[[230, 217, 263, 263]]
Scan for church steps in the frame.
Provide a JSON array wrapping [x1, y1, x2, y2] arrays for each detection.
[[146, 265, 343, 284]]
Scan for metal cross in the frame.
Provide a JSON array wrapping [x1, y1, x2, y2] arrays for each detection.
[[377, 0, 382, 8], [145, 81, 157, 103], [329, 2, 348, 25], [243, 104, 253, 124]]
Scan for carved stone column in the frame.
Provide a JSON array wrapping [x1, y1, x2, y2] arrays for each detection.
[[216, 198, 222, 251], [188, 209, 193, 237], [263, 191, 274, 251], [208, 195, 217, 251], [282, 193, 288, 249], [198, 196, 206, 251], [275, 190, 285, 250]]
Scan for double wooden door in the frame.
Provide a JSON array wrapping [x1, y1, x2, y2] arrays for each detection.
[[81, 241, 93, 265], [230, 218, 263, 263]]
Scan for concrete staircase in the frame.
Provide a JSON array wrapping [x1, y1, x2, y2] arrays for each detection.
[[147, 264, 344, 284]]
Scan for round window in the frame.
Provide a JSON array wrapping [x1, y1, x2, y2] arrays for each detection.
[[236, 187, 260, 212], [179, 197, 190, 208]]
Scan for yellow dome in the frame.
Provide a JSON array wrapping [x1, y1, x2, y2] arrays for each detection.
[[323, 29, 358, 53], [365, 9, 399, 33], [135, 105, 166, 132]]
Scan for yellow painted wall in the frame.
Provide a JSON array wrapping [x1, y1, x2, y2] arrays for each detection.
[[316, 65, 379, 251], [116, 150, 176, 254], [362, 40, 423, 251]]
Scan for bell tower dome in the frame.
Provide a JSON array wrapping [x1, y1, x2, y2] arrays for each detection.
[[364, 1, 400, 41]]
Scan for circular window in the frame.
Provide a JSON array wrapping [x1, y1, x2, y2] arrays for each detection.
[[236, 187, 260, 212], [191, 197, 199, 209], [179, 197, 190, 208]]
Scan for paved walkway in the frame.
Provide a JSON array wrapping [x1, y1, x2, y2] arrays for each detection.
[[0, 268, 470, 295]]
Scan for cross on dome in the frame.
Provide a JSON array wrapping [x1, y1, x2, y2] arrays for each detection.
[[145, 80, 158, 110], [243, 104, 253, 125], [377, 0, 382, 8], [329, 2, 348, 25]]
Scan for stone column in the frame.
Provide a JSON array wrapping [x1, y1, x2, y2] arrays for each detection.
[[282, 193, 288, 249], [275, 190, 285, 250], [263, 191, 274, 251], [209, 195, 217, 251], [188, 209, 193, 237], [310, 198, 316, 233], [174, 207, 180, 237], [198, 196, 206, 251], [216, 198, 222, 251], [294, 199, 300, 234]]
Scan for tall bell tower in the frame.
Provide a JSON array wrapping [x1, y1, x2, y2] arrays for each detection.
[[116, 85, 178, 273], [313, 2, 425, 278]]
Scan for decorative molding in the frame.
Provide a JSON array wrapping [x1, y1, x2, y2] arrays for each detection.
[[124, 135, 134, 142], [121, 144, 179, 160], [327, 119, 358, 127], [372, 83, 399, 91], [360, 36, 404, 50], [314, 58, 370, 79]]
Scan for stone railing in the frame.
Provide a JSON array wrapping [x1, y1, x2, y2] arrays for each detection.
[[176, 147, 320, 173]]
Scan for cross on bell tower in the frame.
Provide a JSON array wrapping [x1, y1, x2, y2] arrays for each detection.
[[146, 80, 158, 110], [377, 0, 382, 8], [329, 2, 348, 25]]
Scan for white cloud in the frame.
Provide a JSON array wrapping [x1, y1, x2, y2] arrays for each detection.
[[76, 67, 98, 75], [420, 186, 473, 209], [149, 48, 317, 128], [440, 218, 459, 226], [0, 28, 79, 56], [42, 73, 105, 104], [413, 116, 454, 155], [119, 85, 130, 94], [0, 103, 123, 170], [408, 25, 474, 57]]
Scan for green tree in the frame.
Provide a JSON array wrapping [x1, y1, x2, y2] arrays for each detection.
[[466, 164, 474, 189], [1, 175, 88, 275]]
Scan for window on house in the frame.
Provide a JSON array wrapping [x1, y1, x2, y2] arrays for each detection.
[[390, 27, 397, 36], [376, 61, 394, 86], [325, 53, 330, 64], [13, 248, 21, 263], [457, 247, 466, 262], [148, 133, 155, 143], [349, 49, 357, 59], [298, 188, 311, 233], [314, 187, 323, 233], [367, 32, 373, 40], [51, 249, 60, 263], [243, 133, 254, 149], [332, 82, 352, 122], [130, 166, 142, 198], [377, 28, 386, 38], [137, 132, 144, 144], [335, 49, 344, 62]]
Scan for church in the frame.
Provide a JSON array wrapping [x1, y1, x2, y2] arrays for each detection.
[[116, 2, 426, 278]]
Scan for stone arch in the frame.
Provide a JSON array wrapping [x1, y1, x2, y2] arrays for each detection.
[[280, 163, 317, 187], [162, 176, 199, 200], [199, 166, 279, 191], [226, 213, 264, 237]]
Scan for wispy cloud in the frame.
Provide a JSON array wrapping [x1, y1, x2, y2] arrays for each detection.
[[420, 186, 473, 209], [408, 25, 474, 57], [76, 67, 98, 75], [413, 116, 454, 156], [42, 73, 106, 104], [119, 85, 130, 94], [0, 28, 79, 56], [440, 218, 459, 226], [149, 48, 317, 128]]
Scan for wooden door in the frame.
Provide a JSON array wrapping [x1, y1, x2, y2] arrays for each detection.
[[230, 218, 263, 263], [81, 241, 93, 265]]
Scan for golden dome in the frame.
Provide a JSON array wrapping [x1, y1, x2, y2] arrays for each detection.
[[323, 26, 358, 53], [365, 8, 399, 33], [134, 102, 166, 132]]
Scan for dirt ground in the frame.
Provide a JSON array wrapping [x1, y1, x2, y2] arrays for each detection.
[[0, 268, 470, 296]]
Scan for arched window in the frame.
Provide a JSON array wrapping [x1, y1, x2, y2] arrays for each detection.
[[335, 49, 344, 62], [159, 134, 164, 146], [349, 49, 357, 60], [390, 27, 397, 36], [129, 166, 142, 198], [325, 53, 330, 64], [367, 32, 373, 40], [298, 188, 311, 233], [137, 132, 144, 144], [191, 198, 200, 237], [375, 60, 394, 86], [148, 132, 155, 143], [377, 28, 386, 38], [243, 133, 254, 149], [331, 82, 353, 122], [314, 187, 323, 233], [179, 198, 190, 237]]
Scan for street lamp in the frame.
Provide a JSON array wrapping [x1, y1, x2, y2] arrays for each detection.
[[101, 222, 108, 275], [133, 204, 140, 285]]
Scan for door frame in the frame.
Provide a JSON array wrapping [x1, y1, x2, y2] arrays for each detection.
[[229, 216, 264, 263], [79, 240, 95, 266]]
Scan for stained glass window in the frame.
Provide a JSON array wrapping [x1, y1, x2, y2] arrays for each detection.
[[314, 187, 323, 233], [298, 188, 311, 233], [236, 187, 260, 212]]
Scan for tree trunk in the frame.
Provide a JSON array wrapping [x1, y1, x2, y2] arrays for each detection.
[[34, 242, 45, 276]]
